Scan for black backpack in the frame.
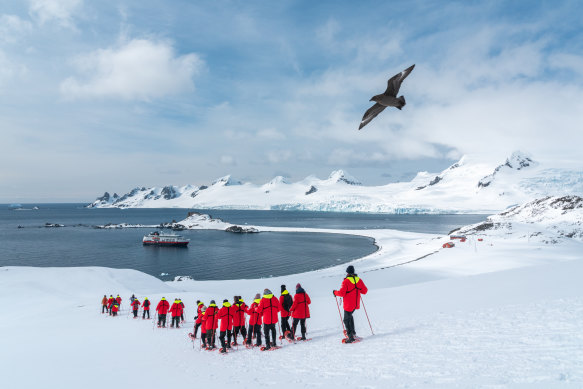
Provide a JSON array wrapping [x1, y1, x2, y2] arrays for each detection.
[[283, 294, 293, 311], [144, 300, 150, 308]]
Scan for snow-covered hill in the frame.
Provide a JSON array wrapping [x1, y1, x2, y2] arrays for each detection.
[[4, 194, 583, 388], [88, 152, 583, 214], [453, 195, 583, 243]]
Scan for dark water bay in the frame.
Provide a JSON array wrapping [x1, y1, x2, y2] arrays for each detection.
[[0, 204, 486, 280]]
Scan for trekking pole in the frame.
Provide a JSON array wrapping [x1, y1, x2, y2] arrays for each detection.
[[334, 295, 347, 336], [360, 296, 374, 335]]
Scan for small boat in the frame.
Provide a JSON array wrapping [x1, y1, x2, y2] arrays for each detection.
[[143, 231, 190, 247]]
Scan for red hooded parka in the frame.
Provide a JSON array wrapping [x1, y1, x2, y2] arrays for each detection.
[[333, 275, 368, 311]]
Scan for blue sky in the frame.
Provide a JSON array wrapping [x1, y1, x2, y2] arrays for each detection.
[[1, 0, 582, 202]]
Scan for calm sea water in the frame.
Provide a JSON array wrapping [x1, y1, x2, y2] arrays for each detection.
[[0, 204, 486, 280]]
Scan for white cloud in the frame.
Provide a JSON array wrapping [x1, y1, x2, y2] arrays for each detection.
[[0, 50, 28, 87], [256, 128, 286, 140], [220, 155, 236, 165], [60, 39, 203, 101], [29, 0, 81, 28], [267, 150, 292, 164], [549, 53, 583, 77], [0, 15, 33, 44]]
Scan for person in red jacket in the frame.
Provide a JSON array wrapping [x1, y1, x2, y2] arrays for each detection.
[[142, 297, 151, 319], [333, 265, 368, 343], [116, 295, 122, 307], [169, 298, 183, 328], [111, 302, 119, 316], [246, 293, 263, 347], [101, 295, 108, 314], [192, 300, 204, 338], [232, 296, 247, 345], [256, 288, 281, 350], [279, 285, 293, 338], [156, 297, 170, 328], [131, 297, 141, 318], [290, 283, 311, 340], [218, 299, 234, 353], [205, 300, 219, 349], [107, 295, 114, 315], [178, 298, 185, 323], [199, 307, 208, 348]]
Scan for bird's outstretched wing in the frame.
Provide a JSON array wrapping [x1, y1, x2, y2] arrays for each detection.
[[359, 103, 386, 130], [384, 64, 415, 97]]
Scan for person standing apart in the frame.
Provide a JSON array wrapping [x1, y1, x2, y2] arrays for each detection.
[[333, 265, 368, 343]]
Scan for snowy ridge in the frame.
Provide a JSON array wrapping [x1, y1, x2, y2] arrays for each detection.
[[453, 195, 583, 243], [88, 152, 583, 213], [4, 194, 583, 388]]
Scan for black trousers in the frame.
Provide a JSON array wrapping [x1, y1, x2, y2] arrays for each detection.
[[102, 304, 107, 313], [193, 322, 201, 337], [343, 310, 356, 337], [263, 323, 277, 346], [219, 329, 232, 349], [133, 309, 138, 318], [281, 316, 291, 333], [108, 306, 112, 314], [292, 318, 307, 338], [143, 309, 150, 319], [206, 329, 216, 347], [200, 332, 207, 346], [233, 325, 247, 343], [158, 314, 167, 327], [171, 316, 180, 327], [246, 324, 262, 346]]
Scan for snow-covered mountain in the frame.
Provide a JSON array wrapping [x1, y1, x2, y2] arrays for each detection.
[[452, 195, 583, 243], [88, 153, 583, 213]]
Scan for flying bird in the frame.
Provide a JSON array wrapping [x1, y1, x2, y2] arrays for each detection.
[[359, 64, 415, 130]]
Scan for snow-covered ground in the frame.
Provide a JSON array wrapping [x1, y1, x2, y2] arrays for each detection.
[[88, 152, 583, 214], [1, 197, 583, 388]]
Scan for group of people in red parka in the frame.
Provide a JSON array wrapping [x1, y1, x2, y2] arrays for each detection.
[[190, 283, 312, 352], [154, 297, 185, 328], [101, 266, 368, 351], [101, 294, 122, 316]]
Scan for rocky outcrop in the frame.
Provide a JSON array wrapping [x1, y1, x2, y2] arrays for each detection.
[[225, 225, 259, 233], [478, 151, 536, 188]]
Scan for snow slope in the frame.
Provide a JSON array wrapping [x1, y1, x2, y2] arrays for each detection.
[[2, 196, 583, 388], [87, 152, 583, 214]]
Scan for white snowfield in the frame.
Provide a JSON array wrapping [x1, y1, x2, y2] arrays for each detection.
[[1, 196, 583, 388], [88, 152, 583, 214]]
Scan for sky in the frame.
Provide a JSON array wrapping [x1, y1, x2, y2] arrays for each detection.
[[1, 0, 582, 203]]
